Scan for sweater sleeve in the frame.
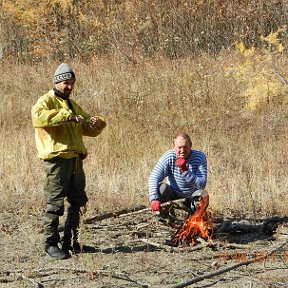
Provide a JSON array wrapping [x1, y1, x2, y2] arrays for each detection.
[[182, 152, 207, 189], [31, 96, 73, 128], [70, 100, 107, 137], [148, 151, 170, 202]]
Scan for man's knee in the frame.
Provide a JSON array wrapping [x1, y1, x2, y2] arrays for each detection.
[[158, 183, 177, 203], [46, 203, 64, 216]]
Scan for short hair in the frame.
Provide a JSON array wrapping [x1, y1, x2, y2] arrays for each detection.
[[173, 132, 192, 146]]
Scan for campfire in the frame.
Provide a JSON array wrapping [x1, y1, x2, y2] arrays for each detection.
[[171, 195, 212, 246]]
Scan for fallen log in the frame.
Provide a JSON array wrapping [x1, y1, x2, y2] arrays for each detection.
[[212, 217, 280, 235]]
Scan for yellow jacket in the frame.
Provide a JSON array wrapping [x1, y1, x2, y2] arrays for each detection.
[[31, 89, 106, 160]]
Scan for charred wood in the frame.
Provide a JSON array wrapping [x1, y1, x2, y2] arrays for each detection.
[[212, 218, 281, 235]]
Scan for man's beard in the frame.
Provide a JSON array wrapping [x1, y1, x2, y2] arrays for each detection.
[[53, 87, 72, 99], [62, 89, 72, 97]]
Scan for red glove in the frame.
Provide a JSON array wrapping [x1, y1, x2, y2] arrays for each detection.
[[175, 157, 188, 173], [150, 200, 161, 212]]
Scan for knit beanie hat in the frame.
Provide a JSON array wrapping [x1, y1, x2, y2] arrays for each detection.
[[53, 63, 76, 83]]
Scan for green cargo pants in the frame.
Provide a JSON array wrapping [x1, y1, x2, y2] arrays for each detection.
[[43, 156, 88, 246]]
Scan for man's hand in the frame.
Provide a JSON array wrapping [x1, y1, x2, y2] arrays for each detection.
[[150, 200, 161, 212], [175, 157, 188, 173], [71, 114, 84, 124], [89, 116, 106, 129]]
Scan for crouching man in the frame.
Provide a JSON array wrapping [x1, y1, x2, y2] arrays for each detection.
[[148, 133, 208, 220]]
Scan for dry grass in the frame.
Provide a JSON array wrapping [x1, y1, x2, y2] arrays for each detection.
[[0, 49, 287, 220]]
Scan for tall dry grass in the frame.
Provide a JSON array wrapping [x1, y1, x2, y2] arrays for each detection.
[[0, 49, 287, 220]]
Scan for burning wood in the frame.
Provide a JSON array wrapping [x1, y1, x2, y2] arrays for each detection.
[[171, 195, 212, 246]]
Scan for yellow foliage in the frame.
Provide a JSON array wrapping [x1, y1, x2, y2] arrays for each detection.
[[234, 41, 246, 54], [234, 41, 255, 57], [231, 29, 287, 111], [245, 75, 285, 111], [260, 27, 284, 46], [278, 43, 284, 53], [260, 27, 286, 53], [226, 50, 287, 111]]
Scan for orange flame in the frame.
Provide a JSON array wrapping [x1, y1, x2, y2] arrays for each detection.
[[172, 197, 212, 246]]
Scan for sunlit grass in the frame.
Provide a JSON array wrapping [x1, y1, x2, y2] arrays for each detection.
[[0, 50, 287, 219]]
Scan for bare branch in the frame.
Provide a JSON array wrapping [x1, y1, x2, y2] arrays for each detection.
[[272, 63, 288, 88]]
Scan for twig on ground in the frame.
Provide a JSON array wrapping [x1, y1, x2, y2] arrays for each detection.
[[138, 238, 178, 252], [33, 267, 151, 288], [278, 251, 288, 269], [195, 237, 209, 246], [169, 235, 288, 288], [138, 238, 214, 253], [209, 241, 252, 250], [249, 276, 270, 288], [221, 243, 251, 249], [16, 273, 44, 288]]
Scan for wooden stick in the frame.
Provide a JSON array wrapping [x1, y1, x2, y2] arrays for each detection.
[[118, 207, 150, 218], [138, 238, 178, 252], [170, 235, 288, 288], [119, 198, 188, 219], [84, 205, 147, 224], [138, 238, 214, 253], [84, 199, 186, 224], [219, 242, 251, 249]]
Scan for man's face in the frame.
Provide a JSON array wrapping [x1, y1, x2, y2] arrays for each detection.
[[55, 79, 75, 97], [173, 136, 192, 159]]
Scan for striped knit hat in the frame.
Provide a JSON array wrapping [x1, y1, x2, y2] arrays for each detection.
[[53, 63, 76, 84]]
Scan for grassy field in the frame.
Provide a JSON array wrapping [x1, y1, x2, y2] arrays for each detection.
[[0, 49, 287, 222]]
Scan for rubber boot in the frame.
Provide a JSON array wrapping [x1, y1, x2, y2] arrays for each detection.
[[62, 206, 81, 253]]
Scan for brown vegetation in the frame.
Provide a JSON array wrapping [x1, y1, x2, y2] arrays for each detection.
[[0, 0, 288, 62]]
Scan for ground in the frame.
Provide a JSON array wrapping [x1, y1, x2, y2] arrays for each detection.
[[0, 207, 288, 288]]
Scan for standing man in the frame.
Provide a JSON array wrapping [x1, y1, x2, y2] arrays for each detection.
[[148, 133, 208, 218], [31, 63, 106, 259]]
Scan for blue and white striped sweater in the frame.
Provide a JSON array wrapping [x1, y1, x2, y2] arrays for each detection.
[[148, 149, 207, 201]]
